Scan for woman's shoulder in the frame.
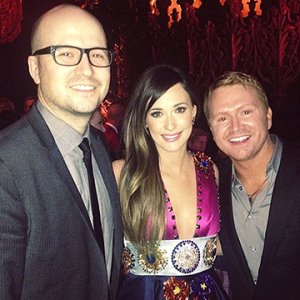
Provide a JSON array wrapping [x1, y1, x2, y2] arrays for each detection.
[[192, 151, 219, 184], [112, 159, 125, 184], [192, 151, 215, 168]]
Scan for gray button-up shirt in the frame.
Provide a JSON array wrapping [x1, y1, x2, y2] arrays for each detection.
[[232, 134, 282, 283]]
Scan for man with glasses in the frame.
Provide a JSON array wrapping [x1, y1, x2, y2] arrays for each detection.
[[0, 4, 123, 299]]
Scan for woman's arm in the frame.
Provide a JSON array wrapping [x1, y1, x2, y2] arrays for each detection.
[[216, 235, 223, 256]]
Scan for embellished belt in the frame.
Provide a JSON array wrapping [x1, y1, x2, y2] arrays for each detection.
[[122, 235, 217, 276]]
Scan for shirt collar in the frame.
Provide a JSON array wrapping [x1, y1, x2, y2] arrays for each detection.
[[37, 101, 90, 155]]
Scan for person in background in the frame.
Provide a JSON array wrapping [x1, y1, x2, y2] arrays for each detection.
[[90, 105, 106, 132], [0, 96, 20, 129], [203, 71, 300, 299], [188, 127, 209, 152], [0, 96, 16, 114], [188, 126, 226, 167], [103, 102, 126, 160], [0, 4, 123, 299], [113, 64, 230, 300]]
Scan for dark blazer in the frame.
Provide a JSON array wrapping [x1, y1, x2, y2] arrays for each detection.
[[0, 106, 123, 300], [217, 140, 300, 300]]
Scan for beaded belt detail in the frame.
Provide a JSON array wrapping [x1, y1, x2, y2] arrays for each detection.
[[122, 235, 217, 276]]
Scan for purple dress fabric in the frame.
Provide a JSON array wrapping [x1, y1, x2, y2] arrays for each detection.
[[117, 153, 229, 300], [164, 152, 220, 240]]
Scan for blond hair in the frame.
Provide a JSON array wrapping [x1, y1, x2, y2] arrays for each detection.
[[203, 71, 269, 121]]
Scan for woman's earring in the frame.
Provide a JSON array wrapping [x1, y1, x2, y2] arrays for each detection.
[[192, 117, 196, 125]]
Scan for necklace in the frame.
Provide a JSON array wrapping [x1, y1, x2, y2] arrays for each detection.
[[247, 178, 268, 203]]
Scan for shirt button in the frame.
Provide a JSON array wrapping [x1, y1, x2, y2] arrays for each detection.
[[239, 186, 243, 191], [251, 246, 257, 253]]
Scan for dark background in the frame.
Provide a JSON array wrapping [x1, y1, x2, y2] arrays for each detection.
[[0, 0, 299, 145]]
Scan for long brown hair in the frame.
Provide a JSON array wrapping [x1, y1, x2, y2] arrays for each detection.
[[119, 64, 199, 245]]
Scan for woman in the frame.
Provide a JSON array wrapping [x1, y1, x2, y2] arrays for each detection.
[[113, 64, 229, 299]]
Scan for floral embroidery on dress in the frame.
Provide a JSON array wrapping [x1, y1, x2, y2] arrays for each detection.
[[163, 277, 189, 300], [137, 241, 168, 274], [171, 240, 200, 274], [203, 236, 217, 268], [122, 247, 135, 272], [190, 273, 215, 299]]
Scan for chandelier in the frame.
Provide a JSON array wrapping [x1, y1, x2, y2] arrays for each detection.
[[74, 0, 101, 9]]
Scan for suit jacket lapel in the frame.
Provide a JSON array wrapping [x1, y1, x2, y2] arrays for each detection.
[[258, 143, 297, 278], [90, 129, 119, 212], [27, 106, 93, 231], [90, 128, 123, 280]]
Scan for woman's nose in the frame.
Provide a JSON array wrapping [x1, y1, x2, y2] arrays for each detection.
[[165, 114, 175, 131]]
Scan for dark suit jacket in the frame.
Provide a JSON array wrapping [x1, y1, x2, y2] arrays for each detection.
[[217, 140, 300, 300], [0, 106, 123, 300]]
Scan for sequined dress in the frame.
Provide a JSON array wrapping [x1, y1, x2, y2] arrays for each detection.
[[118, 152, 229, 300]]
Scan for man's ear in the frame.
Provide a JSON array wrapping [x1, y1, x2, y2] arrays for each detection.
[[28, 55, 40, 85], [267, 107, 272, 130]]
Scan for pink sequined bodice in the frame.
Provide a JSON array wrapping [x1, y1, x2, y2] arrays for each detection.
[[164, 152, 220, 240]]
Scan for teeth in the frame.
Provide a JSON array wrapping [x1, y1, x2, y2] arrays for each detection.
[[164, 134, 178, 139], [229, 135, 249, 142], [72, 85, 94, 91], [162, 133, 179, 141]]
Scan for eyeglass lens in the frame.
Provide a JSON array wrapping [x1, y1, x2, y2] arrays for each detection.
[[54, 47, 112, 67]]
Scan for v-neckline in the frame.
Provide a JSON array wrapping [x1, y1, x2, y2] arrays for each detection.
[[164, 156, 203, 239]]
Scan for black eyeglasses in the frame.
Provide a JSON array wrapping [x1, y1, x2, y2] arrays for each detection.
[[32, 45, 114, 68]]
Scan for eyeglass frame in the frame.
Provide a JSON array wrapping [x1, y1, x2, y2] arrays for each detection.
[[32, 45, 114, 68]]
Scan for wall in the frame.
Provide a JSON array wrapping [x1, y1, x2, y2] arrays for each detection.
[[0, 0, 299, 143]]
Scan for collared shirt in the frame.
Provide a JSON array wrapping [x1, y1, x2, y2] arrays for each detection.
[[37, 102, 113, 281], [231, 134, 282, 283]]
